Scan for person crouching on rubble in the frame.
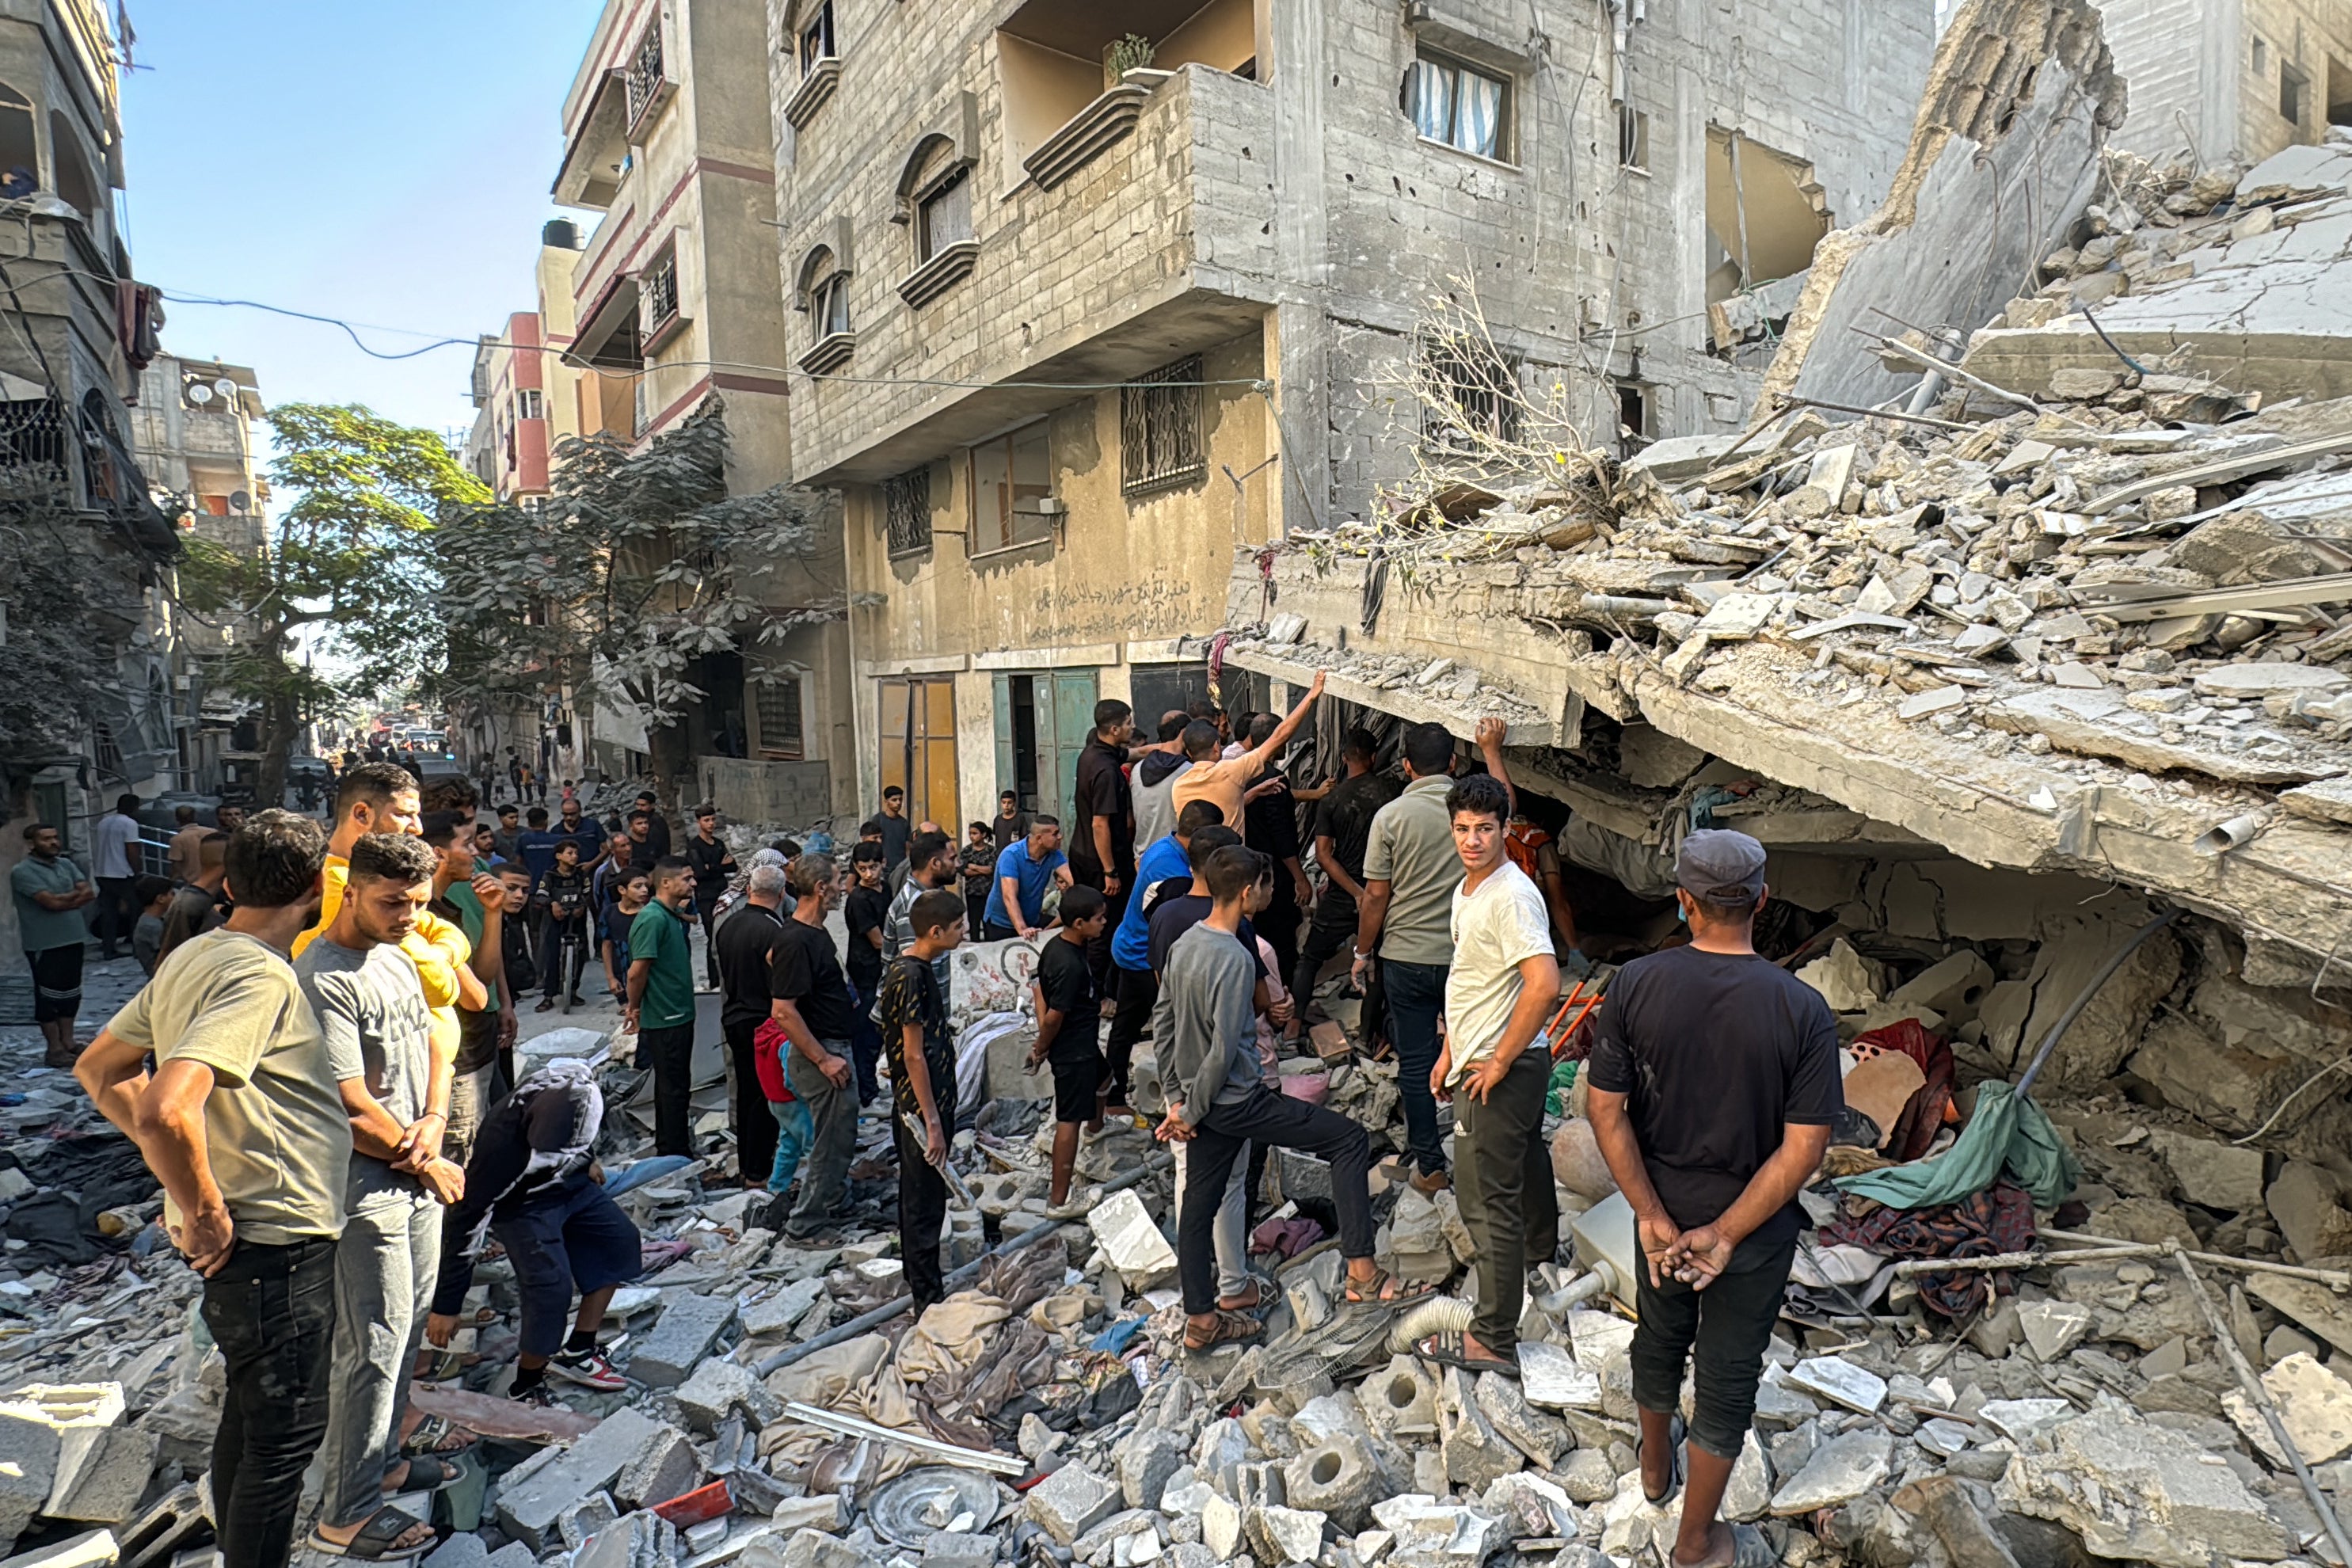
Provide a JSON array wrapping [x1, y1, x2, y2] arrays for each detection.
[[1585, 829, 1841, 1568], [1156, 844, 1423, 1353], [426, 1057, 641, 1402], [878, 888, 968, 1309]]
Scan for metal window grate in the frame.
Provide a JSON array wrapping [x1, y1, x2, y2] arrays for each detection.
[[1121, 357, 1205, 497], [627, 22, 666, 126], [0, 397, 66, 478], [640, 250, 679, 337], [884, 465, 931, 555], [755, 676, 805, 759], [1421, 338, 1521, 453]]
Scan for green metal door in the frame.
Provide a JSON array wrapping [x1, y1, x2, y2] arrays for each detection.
[[1048, 671, 1097, 828]]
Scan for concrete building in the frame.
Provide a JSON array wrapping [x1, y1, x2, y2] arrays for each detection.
[[461, 220, 626, 505], [554, 0, 852, 820], [2092, 0, 2352, 165], [764, 0, 1936, 828], [0, 0, 183, 956]]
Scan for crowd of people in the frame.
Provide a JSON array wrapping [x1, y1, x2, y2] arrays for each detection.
[[19, 676, 1840, 1568]]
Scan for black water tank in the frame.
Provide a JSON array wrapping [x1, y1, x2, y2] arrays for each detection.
[[542, 219, 580, 249]]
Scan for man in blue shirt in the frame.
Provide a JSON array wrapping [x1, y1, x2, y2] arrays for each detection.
[[1100, 798, 1222, 1113], [516, 807, 561, 892], [980, 816, 1071, 941]]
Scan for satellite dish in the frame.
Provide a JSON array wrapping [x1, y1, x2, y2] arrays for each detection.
[[229, 489, 250, 512], [184, 381, 212, 405], [213, 378, 238, 402]]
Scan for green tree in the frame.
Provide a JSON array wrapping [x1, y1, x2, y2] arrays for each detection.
[[437, 397, 836, 824], [0, 472, 135, 767], [179, 403, 488, 803]]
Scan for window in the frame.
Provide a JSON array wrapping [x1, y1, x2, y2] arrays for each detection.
[[515, 388, 544, 421], [1421, 337, 1520, 453], [799, 1, 835, 76], [884, 465, 932, 556], [813, 268, 851, 337], [1615, 382, 1651, 457], [755, 675, 805, 759], [640, 247, 682, 348], [918, 166, 973, 261], [969, 421, 1052, 554], [1618, 105, 1650, 169], [626, 20, 666, 126], [1121, 357, 1205, 497], [1402, 53, 1508, 162], [2253, 36, 2270, 74], [48, 112, 101, 222], [0, 84, 33, 191], [2282, 61, 2310, 125]]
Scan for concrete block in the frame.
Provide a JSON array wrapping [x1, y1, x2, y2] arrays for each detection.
[[1283, 1437, 1379, 1533], [1087, 1190, 1177, 1287], [1200, 1493, 1243, 1560], [1244, 1505, 1326, 1566], [777, 1528, 873, 1568], [481, 1546, 535, 1568], [112, 1481, 204, 1568], [921, 1532, 998, 1568], [615, 1424, 701, 1509], [1473, 1373, 1568, 1469], [1024, 1462, 1119, 1546], [44, 1426, 160, 1528], [494, 1407, 666, 1549], [1359, 1356, 1436, 1441], [675, 1359, 774, 1434], [0, 1411, 63, 1547], [0, 1530, 116, 1568], [1437, 1368, 1520, 1490], [1996, 1408, 2292, 1567], [1769, 1431, 1892, 1514], [1116, 1429, 1188, 1512], [558, 1491, 621, 1551], [2225, 1351, 2352, 1465], [630, 1294, 739, 1388], [742, 1279, 827, 1338], [1476, 1471, 1574, 1539], [421, 1534, 489, 1568], [1553, 1450, 1615, 1505]]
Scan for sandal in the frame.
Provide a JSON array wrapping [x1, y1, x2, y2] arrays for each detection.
[[1342, 1264, 1437, 1307], [1183, 1309, 1266, 1352], [389, 1455, 466, 1494], [1414, 1330, 1519, 1377], [398, 1413, 476, 1458], [413, 1349, 467, 1383], [1640, 1414, 1686, 1507], [307, 1506, 435, 1561], [1217, 1278, 1272, 1313]]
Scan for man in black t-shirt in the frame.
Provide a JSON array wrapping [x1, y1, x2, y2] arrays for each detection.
[[1238, 713, 1311, 1024], [876, 786, 912, 874], [991, 791, 1033, 853], [630, 793, 672, 860], [715, 862, 788, 1190], [1069, 700, 1137, 988], [767, 854, 861, 1240], [1292, 729, 1398, 1031], [843, 843, 890, 1106], [877, 889, 967, 1308], [1028, 887, 1109, 1212], [683, 805, 736, 989], [1585, 830, 1840, 1568]]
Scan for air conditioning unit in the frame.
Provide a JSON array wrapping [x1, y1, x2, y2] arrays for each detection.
[[1016, 497, 1069, 516]]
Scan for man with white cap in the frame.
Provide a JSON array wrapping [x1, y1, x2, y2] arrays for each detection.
[[1585, 828, 1841, 1568]]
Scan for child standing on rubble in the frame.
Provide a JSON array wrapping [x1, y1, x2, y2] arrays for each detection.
[[426, 1057, 640, 1402], [1028, 885, 1110, 1215], [878, 888, 969, 1308]]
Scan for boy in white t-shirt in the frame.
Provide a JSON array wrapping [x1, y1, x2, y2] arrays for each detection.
[[1417, 771, 1561, 1376]]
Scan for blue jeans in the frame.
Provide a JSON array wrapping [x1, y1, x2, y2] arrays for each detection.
[[768, 1096, 814, 1193], [1383, 959, 1449, 1177]]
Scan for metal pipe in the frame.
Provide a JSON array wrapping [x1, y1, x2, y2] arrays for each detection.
[[2168, 1242, 2352, 1568], [2013, 909, 2183, 1097], [755, 1152, 1174, 1374]]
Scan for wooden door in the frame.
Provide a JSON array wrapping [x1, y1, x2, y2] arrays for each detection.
[[878, 677, 957, 829]]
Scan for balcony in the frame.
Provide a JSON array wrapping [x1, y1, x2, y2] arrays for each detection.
[[637, 249, 686, 356], [553, 70, 630, 210], [788, 63, 1276, 486]]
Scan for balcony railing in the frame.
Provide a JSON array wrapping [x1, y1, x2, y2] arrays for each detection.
[[626, 22, 672, 133], [639, 253, 683, 352]]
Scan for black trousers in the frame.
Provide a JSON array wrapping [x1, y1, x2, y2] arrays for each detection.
[[1292, 889, 1357, 1018], [1103, 965, 1157, 1108], [964, 889, 988, 937], [1073, 864, 1129, 992], [1178, 1087, 1372, 1315], [1454, 1048, 1558, 1356], [724, 1018, 778, 1185], [537, 912, 586, 1001], [96, 874, 135, 957], [894, 1083, 957, 1307], [201, 1235, 337, 1568], [638, 1022, 697, 1156], [1632, 1233, 1799, 1460], [1258, 878, 1302, 1003], [698, 900, 724, 987]]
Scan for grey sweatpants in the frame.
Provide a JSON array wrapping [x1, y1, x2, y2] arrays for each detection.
[[1173, 1137, 1252, 1299], [319, 1192, 440, 1528], [783, 1040, 857, 1236]]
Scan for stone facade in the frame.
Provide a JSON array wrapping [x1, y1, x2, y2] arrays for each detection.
[[764, 0, 1935, 827], [2091, 0, 2352, 166]]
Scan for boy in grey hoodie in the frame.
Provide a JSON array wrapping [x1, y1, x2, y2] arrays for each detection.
[[1154, 845, 1414, 1351]]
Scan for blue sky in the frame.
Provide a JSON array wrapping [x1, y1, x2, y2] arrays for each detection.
[[118, 1, 602, 445]]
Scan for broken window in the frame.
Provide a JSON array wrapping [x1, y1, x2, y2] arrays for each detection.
[[813, 267, 851, 338], [1420, 335, 1521, 455], [1617, 105, 1649, 170], [799, 1, 835, 75], [1703, 127, 1832, 352], [755, 674, 805, 759], [884, 464, 932, 556], [1402, 53, 1508, 162], [1121, 357, 1205, 497], [1615, 382, 1650, 457], [2282, 61, 2310, 127], [969, 421, 1052, 554]]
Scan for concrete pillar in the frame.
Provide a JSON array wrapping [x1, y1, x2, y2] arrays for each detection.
[[1269, 0, 1330, 536]]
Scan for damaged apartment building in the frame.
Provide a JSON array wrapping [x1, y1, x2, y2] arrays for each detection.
[[765, 0, 1935, 824], [1217, 0, 2352, 1176]]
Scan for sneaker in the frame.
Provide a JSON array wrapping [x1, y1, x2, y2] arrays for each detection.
[[1045, 1186, 1099, 1220], [546, 1345, 627, 1391]]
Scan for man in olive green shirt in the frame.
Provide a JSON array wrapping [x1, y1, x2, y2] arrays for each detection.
[[626, 857, 699, 1157], [1353, 719, 1513, 1193]]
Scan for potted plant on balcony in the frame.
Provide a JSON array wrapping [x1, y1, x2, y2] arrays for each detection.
[[1109, 33, 1170, 87]]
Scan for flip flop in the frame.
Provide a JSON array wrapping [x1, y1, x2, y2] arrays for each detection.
[[1183, 1308, 1266, 1352], [1641, 1414, 1686, 1507], [1342, 1263, 1437, 1307], [307, 1506, 435, 1561], [1414, 1330, 1520, 1378]]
